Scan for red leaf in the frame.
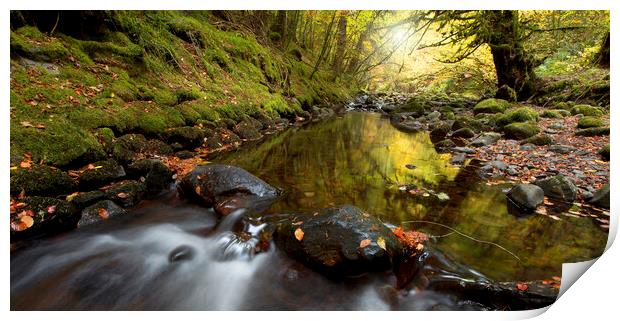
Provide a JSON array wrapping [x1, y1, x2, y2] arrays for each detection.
[[517, 282, 528, 291]]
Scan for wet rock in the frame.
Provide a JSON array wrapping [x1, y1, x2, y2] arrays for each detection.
[[103, 180, 146, 208], [450, 153, 467, 165], [534, 175, 577, 203], [470, 132, 501, 147], [273, 205, 404, 277], [548, 145, 575, 154], [589, 184, 609, 209], [175, 150, 196, 159], [78, 200, 127, 228], [391, 118, 423, 133], [178, 164, 279, 214], [10, 197, 80, 241], [574, 127, 610, 137], [10, 164, 77, 197], [233, 118, 263, 140], [127, 159, 173, 195], [507, 184, 544, 211], [78, 159, 126, 191], [161, 126, 209, 148], [206, 128, 242, 149], [451, 128, 475, 139], [434, 139, 456, 150], [112, 134, 173, 164], [169, 245, 196, 263], [69, 190, 106, 209]]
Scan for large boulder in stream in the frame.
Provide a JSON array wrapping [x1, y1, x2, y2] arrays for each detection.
[[506, 184, 544, 212], [534, 175, 577, 203], [178, 164, 280, 215], [273, 205, 404, 277]]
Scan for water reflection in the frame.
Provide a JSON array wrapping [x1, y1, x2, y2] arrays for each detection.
[[216, 112, 607, 281]]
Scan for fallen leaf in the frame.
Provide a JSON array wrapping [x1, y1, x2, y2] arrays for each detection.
[[416, 243, 425, 251], [377, 237, 387, 250], [516, 282, 528, 291], [359, 239, 371, 248], [294, 228, 304, 241], [20, 121, 34, 128], [47, 205, 56, 214], [98, 208, 109, 219], [20, 159, 32, 168], [117, 192, 128, 199], [35, 124, 45, 129]]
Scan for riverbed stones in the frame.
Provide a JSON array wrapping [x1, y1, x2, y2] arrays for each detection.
[[274, 205, 404, 277], [521, 134, 552, 146], [78, 159, 126, 190], [451, 128, 475, 139], [112, 134, 173, 164], [178, 164, 279, 213], [533, 175, 577, 203], [10, 164, 77, 197], [507, 184, 544, 211], [548, 144, 575, 154], [10, 196, 80, 241], [470, 132, 501, 147], [589, 184, 610, 209], [233, 118, 263, 140], [103, 180, 146, 208], [503, 123, 539, 140], [78, 200, 127, 228], [161, 126, 209, 148], [430, 122, 452, 138], [127, 159, 173, 195]]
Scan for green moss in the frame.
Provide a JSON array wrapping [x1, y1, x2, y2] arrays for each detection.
[[10, 164, 77, 197], [503, 122, 540, 140], [577, 116, 604, 129], [497, 107, 539, 127], [11, 27, 70, 61], [571, 104, 604, 116], [575, 127, 610, 137], [473, 98, 511, 115], [176, 88, 202, 104], [540, 110, 563, 119], [521, 134, 552, 146], [599, 145, 610, 161]]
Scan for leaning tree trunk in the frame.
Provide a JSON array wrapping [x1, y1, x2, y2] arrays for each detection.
[[331, 12, 348, 74], [486, 11, 537, 100], [596, 32, 610, 68]]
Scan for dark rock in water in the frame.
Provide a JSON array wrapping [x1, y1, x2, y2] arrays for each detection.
[[548, 144, 575, 154], [103, 180, 146, 207], [273, 205, 404, 277], [589, 184, 609, 209], [451, 128, 475, 139], [112, 134, 173, 164], [507, 184, 544, 211], [391, 119, 423, 133], [168, 245, 196, 263], [128, 159, 174, 195], [206, 128, 242, 150], [233, 119, 263, 140], [430, 122, 451, 138], [470, 132, 501, 147], [175, 150, 196, 159], [78, 200, 127, 228], [78, 159, 126, 190], [435, 139, 456, 150], [10, 197, 80, 241], [534, 175, 578, 203], [161, 126, 209, 148], [69, 190, 106, 209], [178, 164, 279, 214], [10, 164, 77, 197]]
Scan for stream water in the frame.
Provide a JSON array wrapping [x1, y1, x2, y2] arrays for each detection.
[[10, 112, 608, 310]]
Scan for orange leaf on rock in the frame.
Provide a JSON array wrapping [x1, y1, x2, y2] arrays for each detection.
[[47, 205, 56, 214], [20, 215, 34, 228], [294, 228, 304, 241], [116, 192, 128, 199], [20, 159, 32, 168], [98, 208, 109, 219], [516, 282, 528, 291], [359, 239, 371, 248]]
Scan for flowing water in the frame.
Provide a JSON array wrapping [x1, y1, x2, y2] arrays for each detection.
[[11, 112, 608, 310]]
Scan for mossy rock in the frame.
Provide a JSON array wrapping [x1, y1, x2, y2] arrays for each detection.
[[497, 107, 539, 127], [521, 134, 552, 146], [452, 116, 485, 133], [495, 85, 517, 102], [503, 122, 540, 140], [112, 134, 172, 164], [103, 180, 146, 208], [161, 126, 210, 148], [473, 98, 510, 115], [553, 102, 572, 110], [451, 128, 475, 139], [69, 190, 107, 209], [78, 159, 126, 191], [78, 200, 127, 228], [233, 119, 262, 140], [94, 127, 115, 154], [10, 164, 77, 197], [570, 104, 603, 117], [392, 98, 426, 116], [10, 196, 80, 241], [577, 116, 604, 129], [599, 145, 610, 161], [540, 110, 564, 119], [575, 127, 610, 137]]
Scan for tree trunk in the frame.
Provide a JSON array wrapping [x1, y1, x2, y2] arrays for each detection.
[[272, 10, 287, 44], [331, 12, 348, 74], [486, 11, 537, 100], [310, 12, 337, 80], [596, 32, 610, 68]]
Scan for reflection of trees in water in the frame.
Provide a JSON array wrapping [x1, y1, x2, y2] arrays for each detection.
[[216, 113, 607, 281]]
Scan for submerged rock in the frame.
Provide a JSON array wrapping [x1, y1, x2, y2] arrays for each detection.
[[10, 164, 77, 197], [78, 200, 127, 228], [507, 184, 544, 211], [534, 175, 577, 203], [178, 164, 279, 214], [273, 205, 404, 277]]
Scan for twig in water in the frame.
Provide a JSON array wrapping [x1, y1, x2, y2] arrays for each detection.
[[401, 220, 521, 261]]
